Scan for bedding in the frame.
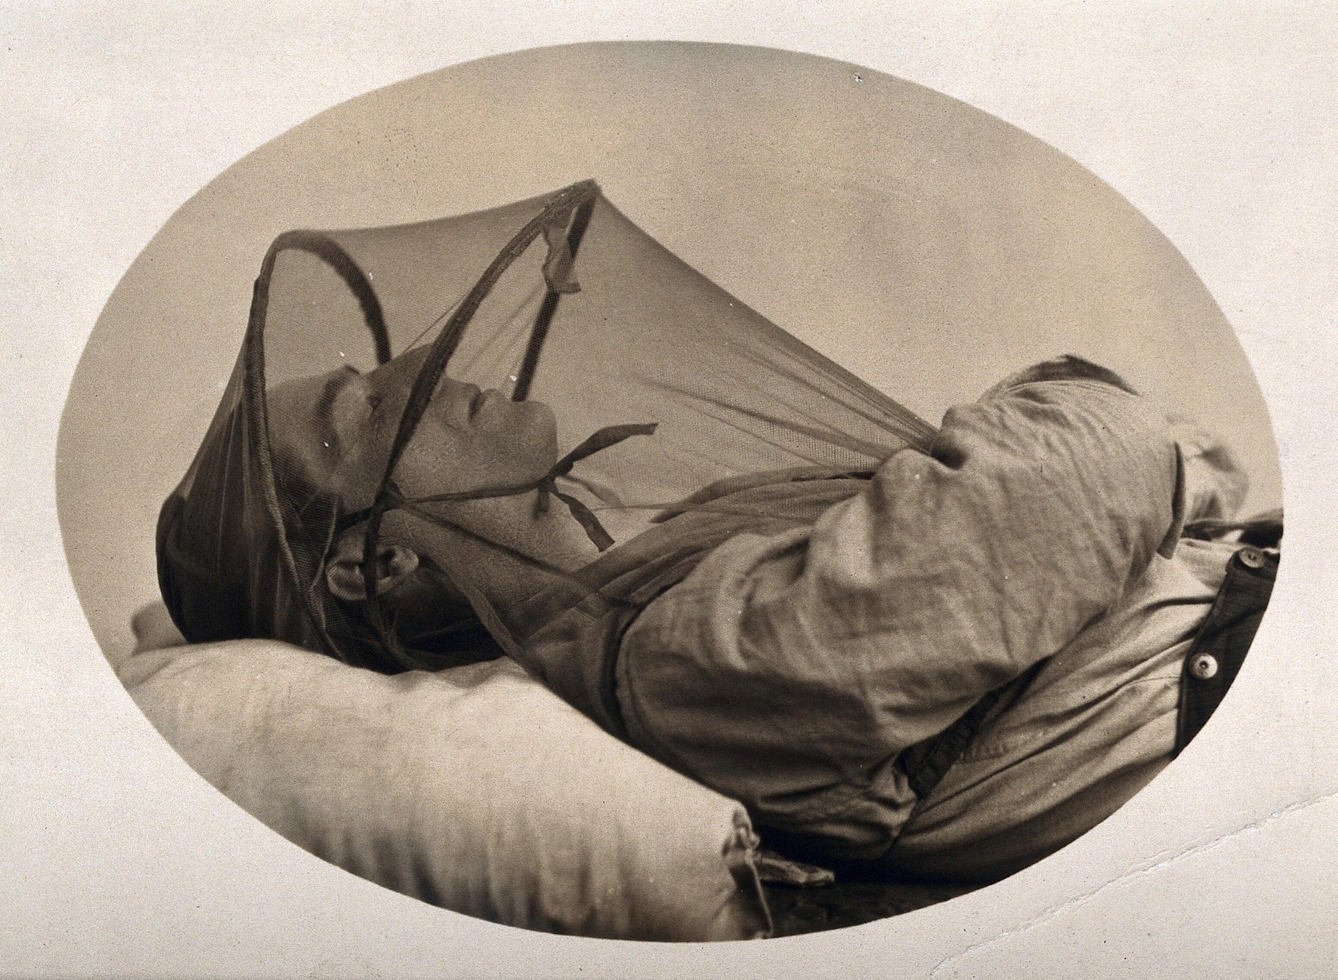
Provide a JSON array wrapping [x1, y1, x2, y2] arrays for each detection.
[[118, 635, 771, 941]]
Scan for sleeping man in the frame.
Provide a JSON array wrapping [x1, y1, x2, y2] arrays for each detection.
[[157, 339, 1277, 886], [153, 180, 1278, 893]]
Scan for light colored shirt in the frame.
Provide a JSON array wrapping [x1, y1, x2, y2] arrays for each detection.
[[615, 370, 1248, 874]]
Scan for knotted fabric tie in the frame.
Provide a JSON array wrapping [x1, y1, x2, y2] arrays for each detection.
[[336, 423, 658, 553]]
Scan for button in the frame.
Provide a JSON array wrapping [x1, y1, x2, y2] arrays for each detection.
[[1189, 653, 1219, 680], [1238, 546, 1265, 569]]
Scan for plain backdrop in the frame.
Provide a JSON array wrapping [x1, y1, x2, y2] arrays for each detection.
[[2, 3, 1336, 979]]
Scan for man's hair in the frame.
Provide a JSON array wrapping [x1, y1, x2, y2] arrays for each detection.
[[156, 387, 500, 675], [989, 354, 1140, 397]]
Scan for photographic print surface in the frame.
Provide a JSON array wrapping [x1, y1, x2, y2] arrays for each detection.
[[57, 42, 1285, 943]]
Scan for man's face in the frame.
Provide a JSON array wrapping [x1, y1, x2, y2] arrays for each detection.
[[267, 344, 561, 517]]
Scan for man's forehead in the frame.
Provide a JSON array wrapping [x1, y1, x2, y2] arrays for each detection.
[[268, 368, 371, 501]]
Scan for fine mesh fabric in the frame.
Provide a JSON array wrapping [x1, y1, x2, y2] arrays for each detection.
[[158, 180, 936, 675]]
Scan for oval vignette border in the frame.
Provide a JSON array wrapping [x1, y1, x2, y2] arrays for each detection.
[[55, 38, 1285, 939]]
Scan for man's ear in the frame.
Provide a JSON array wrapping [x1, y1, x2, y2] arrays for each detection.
[[325, 530, 420, 602]]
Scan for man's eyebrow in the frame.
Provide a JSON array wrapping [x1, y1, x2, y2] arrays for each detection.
[[312, 366, 359, 453]]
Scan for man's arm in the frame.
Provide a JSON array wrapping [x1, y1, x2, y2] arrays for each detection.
[[615, 358, 1185, 818]]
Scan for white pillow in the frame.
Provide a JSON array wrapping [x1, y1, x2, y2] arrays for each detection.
[[118, 641, 771, 941]]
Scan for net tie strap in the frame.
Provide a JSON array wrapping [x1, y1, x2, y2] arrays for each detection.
[[333, 422, 658, 552]]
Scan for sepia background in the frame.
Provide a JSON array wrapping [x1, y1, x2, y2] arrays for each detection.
[[4, 3, 1337, 978]]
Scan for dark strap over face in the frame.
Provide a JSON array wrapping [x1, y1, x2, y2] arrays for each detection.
[[355, 181, 602, 664], [1174, 544, 1278, 755]]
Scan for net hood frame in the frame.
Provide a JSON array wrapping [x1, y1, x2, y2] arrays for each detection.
[[158, 180, 937, 673]]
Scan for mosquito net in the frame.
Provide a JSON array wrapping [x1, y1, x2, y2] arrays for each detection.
[[157, 180, 936, 721]]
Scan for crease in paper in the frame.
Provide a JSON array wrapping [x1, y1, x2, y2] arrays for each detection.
[[929, 789, 1338, 976]]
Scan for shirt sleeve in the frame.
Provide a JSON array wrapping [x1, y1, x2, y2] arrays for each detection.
[[615, 370, 1186, 820], [1164, 410, 1249, 522]]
